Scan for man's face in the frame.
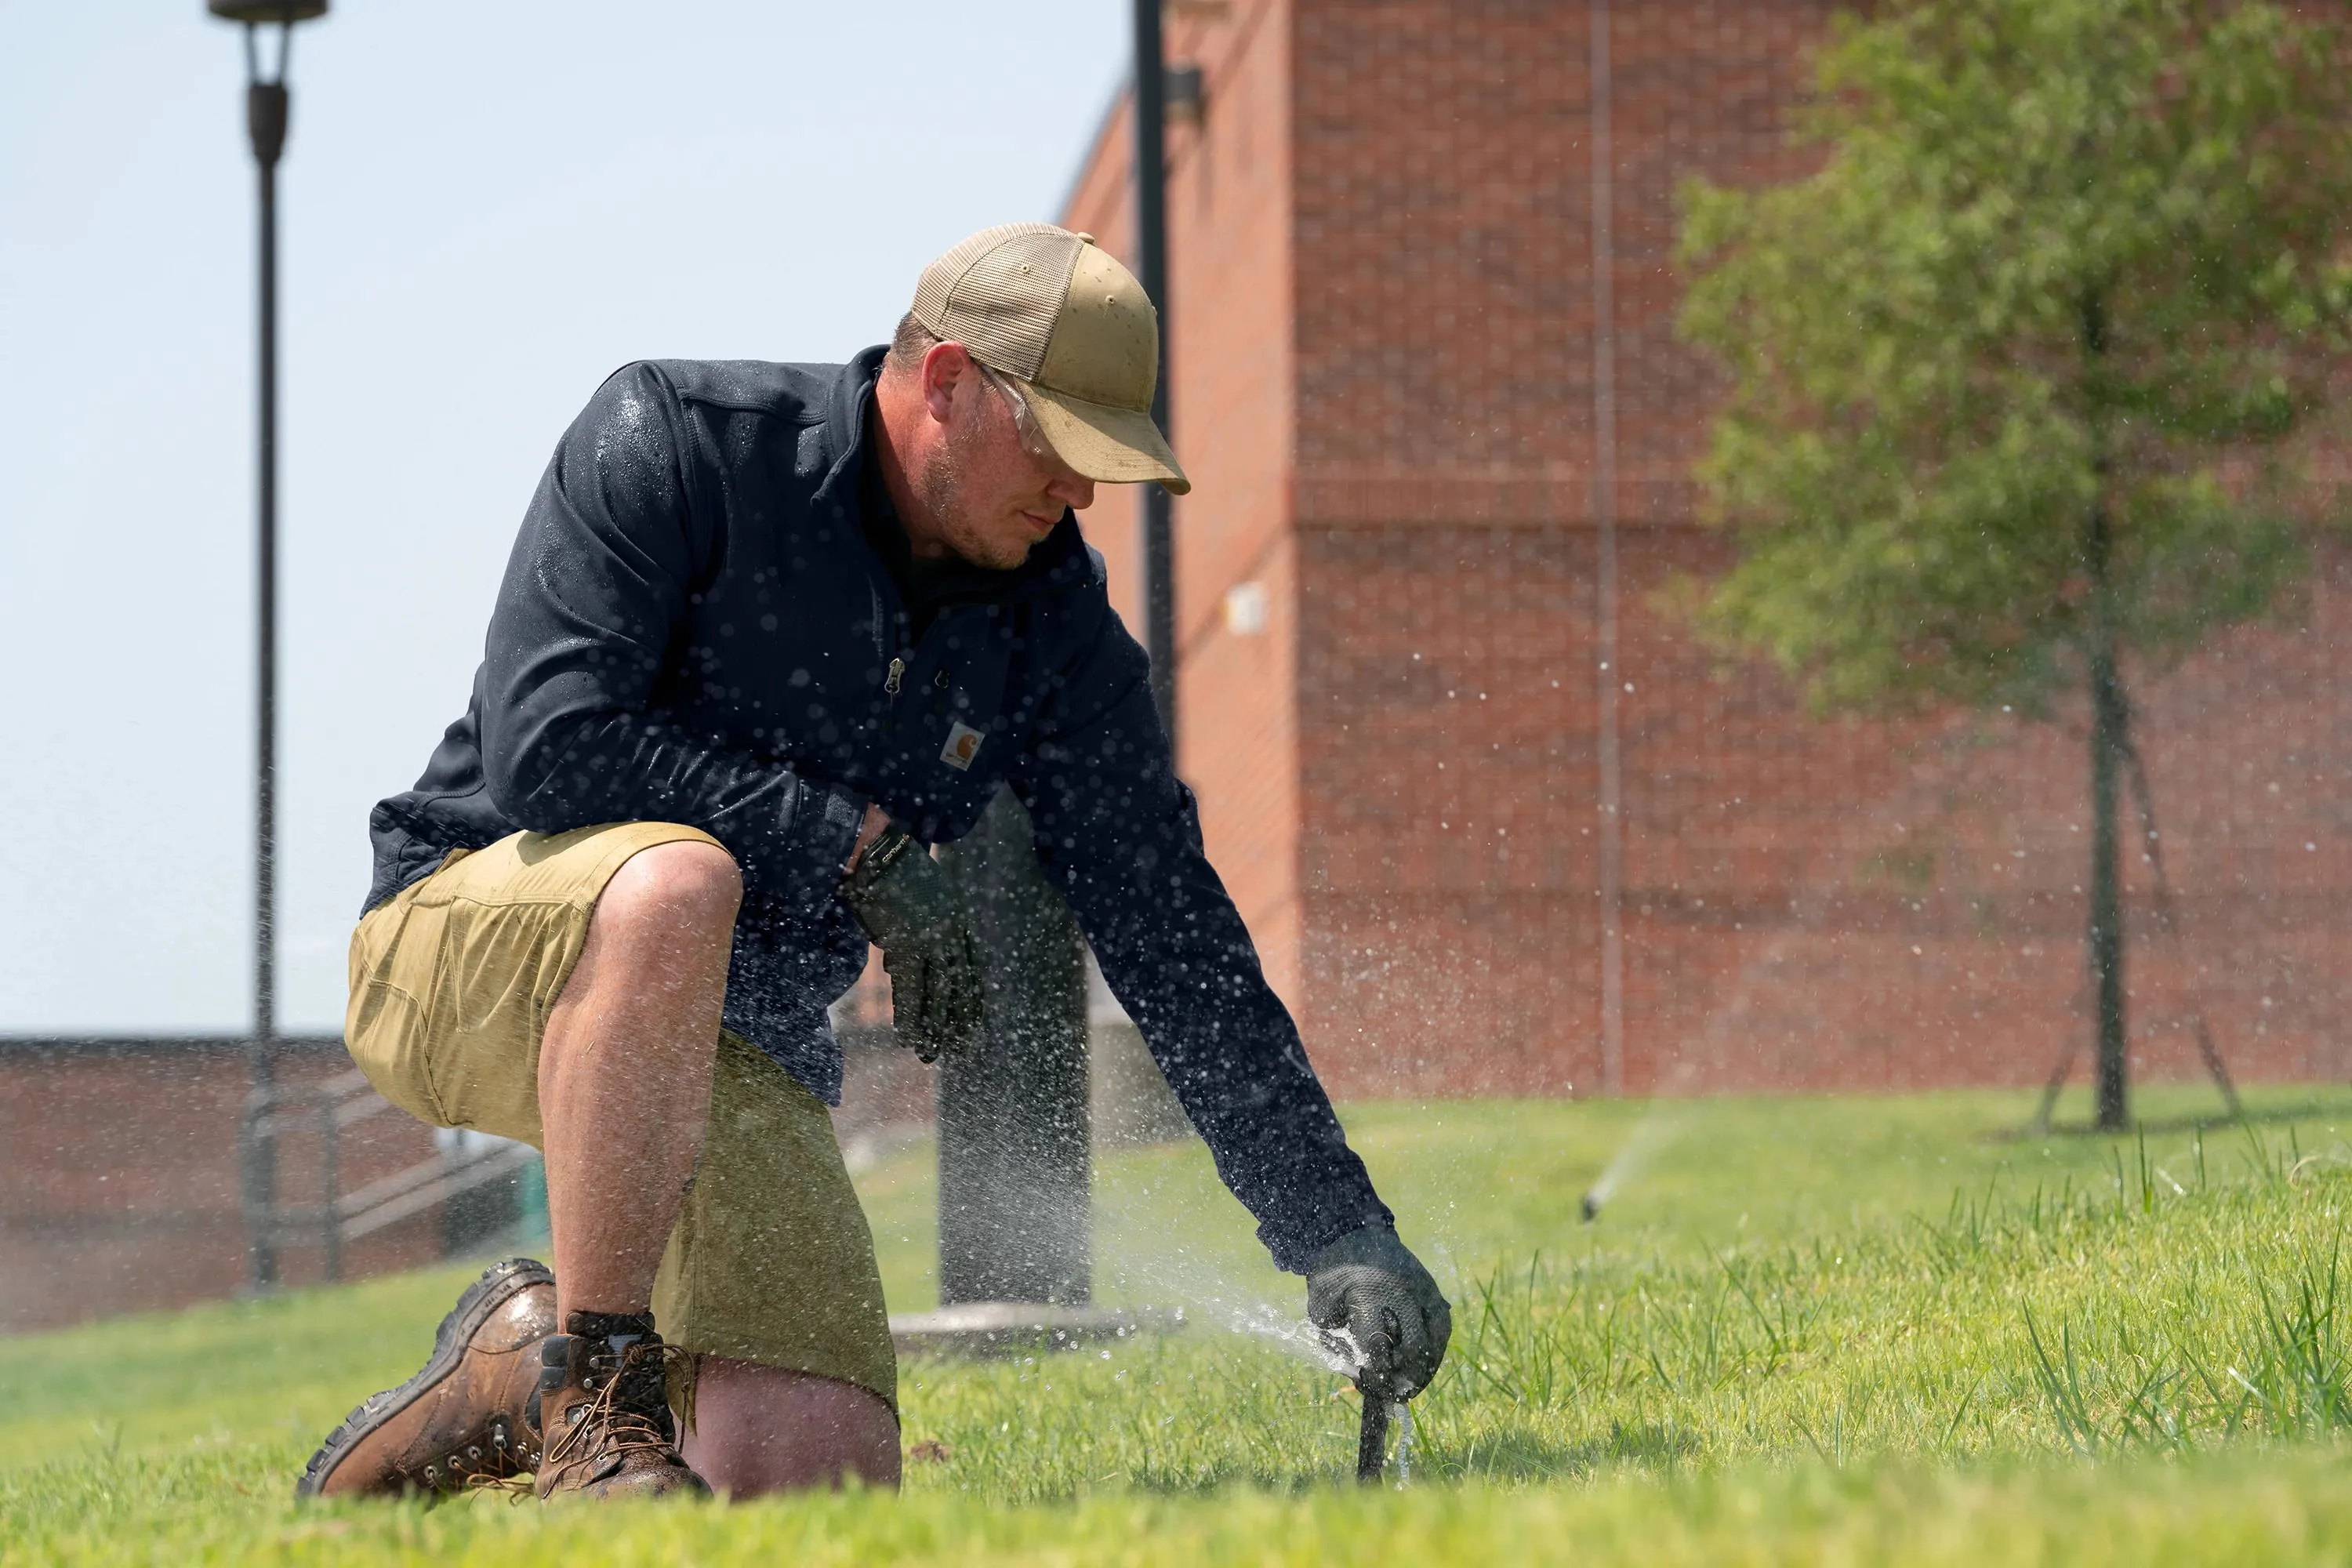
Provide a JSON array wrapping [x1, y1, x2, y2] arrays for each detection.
[[911, 350, 1097, 571]]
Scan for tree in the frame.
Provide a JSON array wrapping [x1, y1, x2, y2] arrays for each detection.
[[1679, 0, 2352, 1129]]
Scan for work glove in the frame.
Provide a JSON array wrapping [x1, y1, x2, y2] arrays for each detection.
[[1306, 1224, 1452, 1400], [838, 826, 984, 1064]]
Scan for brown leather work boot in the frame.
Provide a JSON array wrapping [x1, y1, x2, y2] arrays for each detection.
[[533, 1312, 710, 1501], [296, 1257, 556, 1499]]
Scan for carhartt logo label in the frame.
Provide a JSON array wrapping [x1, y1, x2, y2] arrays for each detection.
[[941, 720, 985, 771]]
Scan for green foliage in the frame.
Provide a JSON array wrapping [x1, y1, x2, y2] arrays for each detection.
[[1679, 0, 2352, 713], [13, 1091, 2352, 1563]]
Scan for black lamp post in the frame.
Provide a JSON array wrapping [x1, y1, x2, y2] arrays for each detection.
[[924, 9, 1185, 1314], [1131, 0, 1176, 746], [211, 0, 327, 1290]]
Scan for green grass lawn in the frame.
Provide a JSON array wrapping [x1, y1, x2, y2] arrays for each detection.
[[10, 1081, 2352, 1564]]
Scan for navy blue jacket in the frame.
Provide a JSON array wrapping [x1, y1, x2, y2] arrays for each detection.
[[365, 348, 1388, 1271]]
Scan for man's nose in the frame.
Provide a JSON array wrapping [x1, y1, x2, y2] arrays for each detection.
[[1051, 472, 1097, 512]]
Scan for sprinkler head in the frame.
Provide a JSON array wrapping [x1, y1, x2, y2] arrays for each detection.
[[1356, 1392, 1392, 1484], [1580, 1191, 1602, 1222]]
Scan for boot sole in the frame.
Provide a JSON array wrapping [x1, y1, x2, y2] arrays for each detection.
[[294, 1256, 555, 1500]]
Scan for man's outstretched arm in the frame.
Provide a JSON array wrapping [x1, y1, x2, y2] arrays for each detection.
[[1011, 608, 1450, 1392], [474, 361, 865, 914], [1004, 610, 1374, 1245]]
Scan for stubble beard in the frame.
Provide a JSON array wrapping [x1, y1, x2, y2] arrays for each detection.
[[912, 420, 1033, 572]]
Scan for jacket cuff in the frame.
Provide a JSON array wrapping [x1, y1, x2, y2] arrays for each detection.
[[1262, 1191, 1396, 1276]]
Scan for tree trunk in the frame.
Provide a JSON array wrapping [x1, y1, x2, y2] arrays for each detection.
[[2088, 642, 2129, 1131], [2079, 283, 2130, 1132]]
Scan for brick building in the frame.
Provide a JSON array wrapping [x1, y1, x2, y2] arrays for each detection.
[[1058, 0, 2352, 1100]]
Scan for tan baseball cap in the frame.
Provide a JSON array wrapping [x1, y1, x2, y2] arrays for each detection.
[[909, 223, 1189, 495]]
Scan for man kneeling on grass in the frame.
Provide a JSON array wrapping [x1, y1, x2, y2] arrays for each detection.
[[298, 225, 1449, 1503]]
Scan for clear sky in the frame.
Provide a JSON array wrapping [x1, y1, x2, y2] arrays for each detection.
[[0, 2, 1128, 1035]]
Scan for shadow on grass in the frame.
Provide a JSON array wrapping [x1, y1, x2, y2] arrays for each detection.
[[1983, 1101, 2347, 1144], [1112, 1422, 1698, 1498], [1435, 1421, 1700, 1485]]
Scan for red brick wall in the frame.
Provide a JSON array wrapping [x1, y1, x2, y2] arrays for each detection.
[[1294, 523, 1600, 1095], [0, 1044, 445, 1332], [1291, 0, 1603, 492], [1059, 0, 2352, 1102], [1295, 522, 2352, 1099]]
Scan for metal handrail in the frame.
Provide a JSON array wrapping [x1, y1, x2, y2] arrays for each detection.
[[340, 1141, 538, 1242], [240, 1076, 361, 1278], [240, 1073, 537, 1279]]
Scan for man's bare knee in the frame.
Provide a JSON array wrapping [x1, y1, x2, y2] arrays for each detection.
[[591, 839, 743, 947], [550, 840, 741, 1033], [682, 1359, 902, 1497]]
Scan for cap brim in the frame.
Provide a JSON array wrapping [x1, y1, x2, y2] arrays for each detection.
[[1022, 382, 1190, 495]]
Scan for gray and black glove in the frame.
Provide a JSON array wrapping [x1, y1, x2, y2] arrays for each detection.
[[838, 826, 984, 1064], [1306, 1224, 1452, 1400]]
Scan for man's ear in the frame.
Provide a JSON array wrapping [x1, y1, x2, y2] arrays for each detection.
[[920, 341, 974, 426]]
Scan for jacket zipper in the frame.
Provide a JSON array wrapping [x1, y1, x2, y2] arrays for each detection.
[[884, 656, 906, 699]]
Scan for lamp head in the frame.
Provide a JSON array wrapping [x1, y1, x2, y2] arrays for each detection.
[[208, 2, 328, 20]]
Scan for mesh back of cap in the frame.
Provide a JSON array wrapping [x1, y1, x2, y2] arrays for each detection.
[[909, 223, 1083, 381]]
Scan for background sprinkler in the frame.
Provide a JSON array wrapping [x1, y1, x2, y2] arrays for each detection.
[[1580, 1189, 1603, 1222]]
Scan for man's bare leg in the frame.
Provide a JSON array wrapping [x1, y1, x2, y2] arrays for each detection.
[[535, 839, 900, 1494], [682, 1359, 902, 1496], [539, 840, 741, 1318]]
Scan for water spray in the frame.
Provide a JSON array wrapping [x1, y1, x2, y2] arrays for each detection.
[[1092, 1239, 1423, 1485], [1577, 1094, 1695, 1226]]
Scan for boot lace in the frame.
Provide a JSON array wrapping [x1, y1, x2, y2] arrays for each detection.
[[541, 1340, 693, 1479]]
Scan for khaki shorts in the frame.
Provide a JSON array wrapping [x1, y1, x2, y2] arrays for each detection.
[[344, 822, 896, 1410]]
